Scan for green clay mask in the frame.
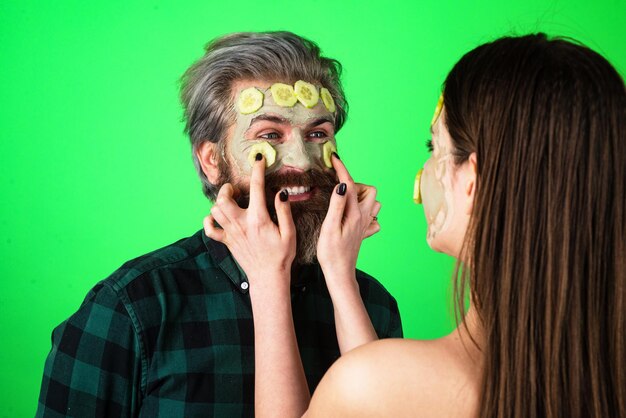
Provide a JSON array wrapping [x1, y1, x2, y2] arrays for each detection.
[[421, 109, 456, 243], [228, 85, 336, 176]]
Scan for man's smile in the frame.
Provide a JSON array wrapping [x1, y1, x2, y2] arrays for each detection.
[[283, 185, 314, 202]]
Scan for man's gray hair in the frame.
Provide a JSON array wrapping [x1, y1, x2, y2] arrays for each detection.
[[180, 31, 348, 200]]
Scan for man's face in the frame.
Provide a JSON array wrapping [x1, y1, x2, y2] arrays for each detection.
[[215, 79, 340, 264]]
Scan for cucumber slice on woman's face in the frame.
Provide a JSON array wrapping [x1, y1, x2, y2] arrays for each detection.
[[414, 169, 424, 204], [431, 94, 444, 126]]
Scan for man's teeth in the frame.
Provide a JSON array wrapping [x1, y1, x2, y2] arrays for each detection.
[[285, 186, 311, 195]]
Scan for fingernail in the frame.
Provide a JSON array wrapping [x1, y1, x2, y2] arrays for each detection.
[[255, 153, 263, 161], [337, 183, 347, 196], [280, 190, 289, 202], [332, 152, 340, 160]]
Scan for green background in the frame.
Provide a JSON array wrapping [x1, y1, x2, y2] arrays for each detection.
[[1, 0, 624, 415]]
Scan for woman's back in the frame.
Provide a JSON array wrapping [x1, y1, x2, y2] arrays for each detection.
[[307, 324, 483, 417]]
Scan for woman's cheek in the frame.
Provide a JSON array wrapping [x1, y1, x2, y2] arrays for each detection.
[[421, 161, 445, 227], [422, 156, 457, 249]]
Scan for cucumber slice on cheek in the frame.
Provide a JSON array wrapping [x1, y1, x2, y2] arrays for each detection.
[[322, 141, 337, 168], [247, 141, 277, 168]]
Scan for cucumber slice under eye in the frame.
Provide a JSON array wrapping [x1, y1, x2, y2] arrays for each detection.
[[247, 141, 277, 168], [322, 141, 337, 168]]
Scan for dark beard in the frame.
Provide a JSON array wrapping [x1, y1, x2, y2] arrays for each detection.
[[214, 159, 337, 265]]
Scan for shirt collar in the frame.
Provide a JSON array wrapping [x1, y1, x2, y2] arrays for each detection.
[[201, 231, 250, 294], [200, 229, 318, 293]]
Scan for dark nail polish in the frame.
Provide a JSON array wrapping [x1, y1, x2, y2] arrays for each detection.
[[255, 153, 263, 161], [280, 190, 289, 202], [332, 152, 340, 160], [337, 183, 347, 196]]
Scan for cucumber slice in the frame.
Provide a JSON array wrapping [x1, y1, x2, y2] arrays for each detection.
[[413, 169, 424, 204], [320, 87, 336, 112], [294, 80, 319, 108], [322, 141, 337, 168], [237, 87, 264, 114], [431, 94, 444, 126], [247, 141, 277, 168], [270, 83, 297, 107]]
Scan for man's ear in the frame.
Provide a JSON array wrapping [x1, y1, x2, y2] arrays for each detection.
[[195, 141, 221, 184], [464, 152, 478, 215]]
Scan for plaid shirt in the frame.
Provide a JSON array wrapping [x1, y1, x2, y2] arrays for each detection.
[[36, 229, 402, 417]]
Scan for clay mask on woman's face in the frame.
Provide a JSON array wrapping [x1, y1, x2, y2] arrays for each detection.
[[420, 109, 456, 245], [228, 84, 337, 176]]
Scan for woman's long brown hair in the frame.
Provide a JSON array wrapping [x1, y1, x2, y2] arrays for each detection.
[[444, 34, 625, 417]]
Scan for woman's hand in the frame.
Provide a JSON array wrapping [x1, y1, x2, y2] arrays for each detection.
[[203, 154, 296, 293], [204, 155, 310, 417], [316, 154, 381, 285], [316, 154, 381, 353]]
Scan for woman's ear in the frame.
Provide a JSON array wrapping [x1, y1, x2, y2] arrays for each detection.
[[195, 141, 221, 184], [464, 152, 478, 215]]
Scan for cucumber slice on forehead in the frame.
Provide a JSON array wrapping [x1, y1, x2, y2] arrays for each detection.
[[414, 169, 424, 204], [320, 88, 336, 112], [237, 87, 264, 114], [270, 83, 298, 107], [431, 94, 444, 126], [294, 80, 319, 108]]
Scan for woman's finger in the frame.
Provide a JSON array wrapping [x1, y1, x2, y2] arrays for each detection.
[[356, 184, 378, 206], [203, 214, 226, 243], [347, 183, 376, 220], [362, 201, 381, 239], [210, 205, 231, 229], [274, 189, 296, 241], [248, 154, 267, 214], [363, 220, 381, 239], [370, 201, 382, 218], [322, 183, 349, 229], [331, 153, 355, 186], [216, 183, 242, 217]]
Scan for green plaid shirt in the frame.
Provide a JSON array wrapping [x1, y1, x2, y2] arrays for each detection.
[[36, 229, 402, 417]]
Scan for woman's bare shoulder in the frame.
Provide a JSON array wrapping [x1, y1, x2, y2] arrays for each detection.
[[305, 338, 480, 418]]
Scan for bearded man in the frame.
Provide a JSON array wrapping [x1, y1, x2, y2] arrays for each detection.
[[36, 31, 402, 418]]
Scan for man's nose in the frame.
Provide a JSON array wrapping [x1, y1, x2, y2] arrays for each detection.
[[281, 130, 312, 171]]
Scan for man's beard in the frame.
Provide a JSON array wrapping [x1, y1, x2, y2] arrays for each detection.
[[215, 158, 337, 265]]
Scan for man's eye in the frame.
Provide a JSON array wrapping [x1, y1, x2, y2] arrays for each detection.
[[260, 132, 280, 140], [309, 131, 327, 139]]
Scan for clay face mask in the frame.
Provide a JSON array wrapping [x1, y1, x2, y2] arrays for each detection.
[[420, 101, 456, 243], [228, 82, 337, 177]]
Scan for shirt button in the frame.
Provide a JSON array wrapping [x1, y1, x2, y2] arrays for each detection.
[[240, 282, 249, 291]]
